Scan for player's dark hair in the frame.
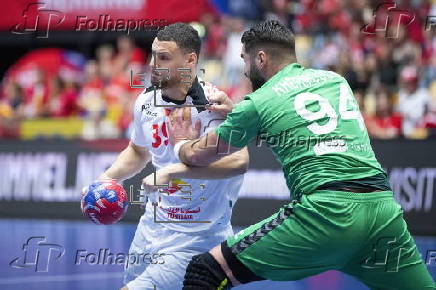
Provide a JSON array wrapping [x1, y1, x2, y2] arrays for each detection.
[[241, 20, 295, 58], [156, 22, 201, 57]]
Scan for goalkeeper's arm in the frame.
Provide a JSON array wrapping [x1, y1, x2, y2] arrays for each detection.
[[162, 147, 248, 180]]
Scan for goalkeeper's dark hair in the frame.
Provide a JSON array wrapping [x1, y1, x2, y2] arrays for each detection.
[[241, 20, 295, 59], [157, 22, 201, 57]]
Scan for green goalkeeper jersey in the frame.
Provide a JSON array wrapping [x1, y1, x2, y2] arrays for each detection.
[[215, 63, 387, 199]]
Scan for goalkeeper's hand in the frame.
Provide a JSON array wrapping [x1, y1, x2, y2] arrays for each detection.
[[206, 90, 234, 117]]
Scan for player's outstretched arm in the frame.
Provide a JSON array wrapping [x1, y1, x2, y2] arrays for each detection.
[[143, 147, 248, 188], [178, 131, 243, 167], [170, 146, 248, 178], [99, 141, 151, 182]]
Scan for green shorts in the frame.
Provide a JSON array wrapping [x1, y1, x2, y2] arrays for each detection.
[[223, 190, 436, 289]]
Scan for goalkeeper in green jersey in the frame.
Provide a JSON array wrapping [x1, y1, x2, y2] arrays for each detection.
[[166, 20, 436, 289]]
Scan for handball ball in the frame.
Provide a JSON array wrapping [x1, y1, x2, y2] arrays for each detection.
[[81, 180, 129, 225]]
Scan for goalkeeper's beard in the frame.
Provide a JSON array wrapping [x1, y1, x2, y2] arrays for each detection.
[[248, 64, 266, 91]]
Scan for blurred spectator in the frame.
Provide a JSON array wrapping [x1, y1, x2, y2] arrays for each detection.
[[78, 60, 105, 117], [263, 0, 293, 26], [423, 101, 436, 136], [113, 36, 146, 76], [396, 66, 431, 138], [222, 17, 245, 88], [421, 49, 436, 88], [0, 101, 18, 138], [375, 42, 399, 90], [0, 82, 20, 138], [52, 77, 79, 117], [96, 44, 115, 85], [341, 61, 369, 96], [366, 87, 402, 139], [423, 81, 436, 136], [322, 0, 352, 36], [314, 34, 341, 69], [227, 0, 262, 20], [202, 14, 227, 59], [79, 60, 114, 140], [25, 69, 50, 118], [3, 81, 25, 119]]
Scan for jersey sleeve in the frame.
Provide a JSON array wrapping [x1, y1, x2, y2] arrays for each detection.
[[215, 98, 260, 148], [130, 96, 148, 147]]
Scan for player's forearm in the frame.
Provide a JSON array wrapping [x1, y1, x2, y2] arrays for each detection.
[[164, 148, 248, 180], [101, 142, 150, 181], [179, 133, 225, 167]]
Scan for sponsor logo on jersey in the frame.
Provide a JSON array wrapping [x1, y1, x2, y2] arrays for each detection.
[[160, 206, 201, 220], [161, 179, 189, 195], [141, 102, 157, 117]]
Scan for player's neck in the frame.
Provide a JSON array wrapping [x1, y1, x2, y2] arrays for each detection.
[[266, 58, 297, 80], [162, 80, 194, 102]]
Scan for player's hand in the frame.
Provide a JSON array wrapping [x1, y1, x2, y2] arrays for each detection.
[[206, 90, 234, 117], [142, 170, 171, 194], [81, 186, 88, 197], [168, 107, 201, 145], [97, 172, 117, 182], [81, 174, 117, 197]]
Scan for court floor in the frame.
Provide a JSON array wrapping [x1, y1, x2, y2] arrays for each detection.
[[0, 218, 434, 290]]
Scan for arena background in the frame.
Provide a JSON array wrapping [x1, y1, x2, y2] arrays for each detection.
[[0, 0, 435, 289]]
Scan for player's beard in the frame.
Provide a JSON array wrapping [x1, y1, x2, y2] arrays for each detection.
[[248, 63, 266, 91]]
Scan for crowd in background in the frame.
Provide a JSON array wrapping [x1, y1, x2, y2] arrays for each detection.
[[0, 36, 145, 139], [0, 0, 435, 139]]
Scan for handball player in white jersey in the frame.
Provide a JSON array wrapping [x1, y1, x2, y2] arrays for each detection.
[[90, 23, 248, 290]]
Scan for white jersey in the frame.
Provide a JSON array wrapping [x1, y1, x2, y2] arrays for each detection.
[[130, 79, 244, 233]]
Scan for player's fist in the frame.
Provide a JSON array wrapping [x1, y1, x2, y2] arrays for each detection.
[[142, 169, 171, 195], [206, 90, 234, 117], [142, 173, 159, 195]]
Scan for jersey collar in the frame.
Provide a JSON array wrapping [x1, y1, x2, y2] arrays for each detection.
[[161, 77, 208, 112], [262, 62, 303, 88]]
